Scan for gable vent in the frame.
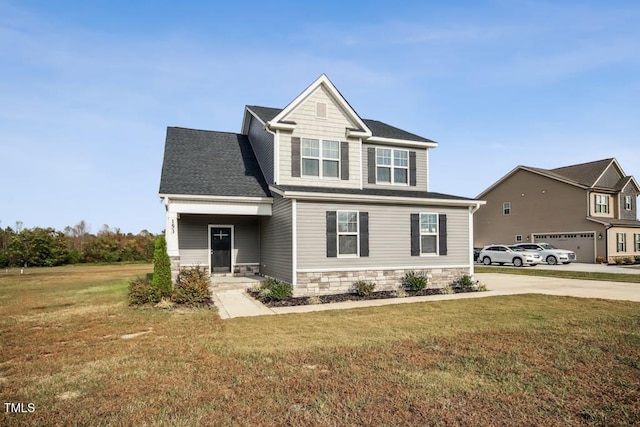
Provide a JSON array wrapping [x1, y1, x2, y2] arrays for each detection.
[[316, 102, 327, 119]]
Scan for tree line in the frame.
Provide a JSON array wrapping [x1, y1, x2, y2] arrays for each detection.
[[0, 220, 158, 268]]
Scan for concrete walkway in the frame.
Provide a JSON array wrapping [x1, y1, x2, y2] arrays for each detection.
[[211, 272, 639, 319]]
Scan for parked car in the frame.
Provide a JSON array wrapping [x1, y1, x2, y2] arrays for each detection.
[[473, 247, 483, 262], [513, 243, 576, 265], [479, 245, 542, 267]]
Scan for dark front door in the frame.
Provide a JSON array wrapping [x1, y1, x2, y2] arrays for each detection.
[[210, 227, 231, 273]]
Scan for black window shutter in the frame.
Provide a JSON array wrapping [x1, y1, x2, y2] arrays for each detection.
[[438, 214, 448, 256], [291, 137, 301, 177], [367, 147, 376, 184], [326, 211, 337, 257], [341, 141, 349, 180], [410, 213, 420, 256], [409, 151, 417, 186], [359, 212, 369, 257]]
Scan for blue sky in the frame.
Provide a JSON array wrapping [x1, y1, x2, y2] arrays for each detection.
[[1, 1, 639, 234]]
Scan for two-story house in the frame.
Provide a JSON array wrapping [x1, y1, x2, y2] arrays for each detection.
[[474, 158, 640, 263], [159, 74, 484, 295]]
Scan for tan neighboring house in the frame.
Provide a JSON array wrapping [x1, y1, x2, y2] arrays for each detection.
[[159, 74, 484, 295], [474, 158, 640, 263]]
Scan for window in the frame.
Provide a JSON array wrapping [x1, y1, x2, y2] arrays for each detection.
[[515, 235, 523, 242], [625, 195, 632, 211], [337, 211, 358, 256], [617, 233, 626, 252], [301, 138, 339, 178], [635, 234, 640, 252], [595, 195, 609, 214], [376, 148, 408, 184], [503, 202, 511, 215], [420, 213, 438, 255], [316, 102, 327, 119]]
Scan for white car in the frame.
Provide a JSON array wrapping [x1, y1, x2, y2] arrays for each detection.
[[513, 243, 576, 265], [479, 245, 542, 267]]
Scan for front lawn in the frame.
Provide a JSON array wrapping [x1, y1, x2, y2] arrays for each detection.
[[1, 264, 639, 425]]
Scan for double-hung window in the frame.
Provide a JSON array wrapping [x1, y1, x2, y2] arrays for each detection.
[[635, 234, 640, 252], [337, 211, 359, 256], [595, 195, 609, 214], [503, 202, 511, 215], [301, 138, 339, 178], [625, 195, 632, 211], [420, 213, 438, 255], [376, 148, 408, 184], [617, 233, 626, 252]]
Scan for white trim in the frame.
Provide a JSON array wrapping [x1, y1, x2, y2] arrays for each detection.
[[337, 210, 360, 257], [503, 201, 511, 215], [208, 224, 234, 275], [292, 199, 297, 287], [235, 263, 259, 266], [161, 194, 272, 203], [241, 107, 265, 134], [375, 147, 409, 186], [592, 159, 617, 187], [468, 206, 474, 276], [297, 264, 470, 273], [366, 136, 438, 148], [358, 138, 363, 190], [624, 195, 632, 211], [166, 200, 272, 216], [165, 211, 179, 257], [418, 212, 439, 256], [274, 129, 280, 184], [268, 185, 485, 208], [300, 138, 340, 179], [425, 149, 430, 192]]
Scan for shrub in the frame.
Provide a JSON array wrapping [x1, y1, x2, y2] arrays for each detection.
[[623, 256, 634, 265], [306, 295, 322, 305], [614, 256, 626, 265], [595, 256, 606, 264], [128, 277, 160, 306], [259, 278, 293, 301], [453, 274, 478, 292], [172, 266, 211, 306], [152, 235, 173, 298], [403, 271, 428, 291], [635, 255, 640, 264], [353, 280, 376, 296]]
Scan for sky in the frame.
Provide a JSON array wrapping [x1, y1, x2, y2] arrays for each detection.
[[1, 0, 639, 234]]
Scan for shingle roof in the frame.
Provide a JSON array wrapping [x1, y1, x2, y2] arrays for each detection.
[[550, 158, 614, 187], [159, 127, 270, 197], [247, 105, 435, 143], [272, 185, 475, 201]]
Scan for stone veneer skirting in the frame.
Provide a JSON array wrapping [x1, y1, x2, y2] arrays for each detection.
[[294, 267, 470, 297], [169, 257, 260, 279]]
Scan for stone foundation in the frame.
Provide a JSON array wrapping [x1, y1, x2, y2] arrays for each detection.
[[169, 256, 180, 282], [294, 268, 470, 297], [233, 264, 260, 276]]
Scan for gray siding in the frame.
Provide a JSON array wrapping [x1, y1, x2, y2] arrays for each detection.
[[594, 164, 621, 188], [247, 114, 275, 184], [296, 201, 470, 269], [178, 214, 260, 267], [620, 185, 638, 220], [362, 143, 429, 191], [260, 195, 293, 282]]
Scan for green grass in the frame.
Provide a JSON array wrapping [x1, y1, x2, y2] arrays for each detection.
[[475, 265, 640, 283], [1, 264, 639, 426]]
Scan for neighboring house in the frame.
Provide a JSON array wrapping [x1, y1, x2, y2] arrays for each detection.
[[159, 74, 484, 295], [474, 158, 640, 263]]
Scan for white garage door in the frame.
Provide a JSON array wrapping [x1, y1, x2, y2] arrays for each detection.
[[533, 233, 595, 263]]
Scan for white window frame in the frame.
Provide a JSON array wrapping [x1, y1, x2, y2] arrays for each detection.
[[419, 212, 439, 256], [337, 210, 359, 257], [301, 138, 340, 179], [595, 195, 609, 214], [624, 195, 632, 211], [503, 202, 511, 215], [635, 233, 640, 252], [617, 232, 626, 252], [375, 147, 409, 185]]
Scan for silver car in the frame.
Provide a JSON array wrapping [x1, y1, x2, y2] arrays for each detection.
[[513, 243, 576, 265], [479, 245, 542, 267]]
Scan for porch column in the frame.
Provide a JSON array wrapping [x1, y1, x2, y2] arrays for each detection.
[[165, 210, 180, 280]]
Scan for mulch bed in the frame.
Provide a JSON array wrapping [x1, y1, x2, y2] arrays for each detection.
[[248, 287, 480, 308]]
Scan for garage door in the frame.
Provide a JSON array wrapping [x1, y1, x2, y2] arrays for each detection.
[[532, 233, 595, 263]]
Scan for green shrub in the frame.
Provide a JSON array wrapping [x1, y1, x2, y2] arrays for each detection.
[[353, 280, 376, 296], [453, 274, 478, 291], [259, 278, 293, 301], [635, 256, 640, 264], [152, 235, 173, 298], [614, 257, 626, 265], [172, 266, 211, 306], [623, 256, 635, 265], [128, 277, 160, 306], [403, 271, 428, 291]]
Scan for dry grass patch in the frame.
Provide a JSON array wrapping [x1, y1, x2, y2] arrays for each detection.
[[1, 264, 639, 426]]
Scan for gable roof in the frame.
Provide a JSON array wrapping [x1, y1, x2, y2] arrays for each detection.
[[550, 158, 615, 187], [245, 105, 436, 144], [159, 127, 270, 198]]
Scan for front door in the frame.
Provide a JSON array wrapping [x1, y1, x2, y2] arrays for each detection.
[[210, 227, 232, 273]]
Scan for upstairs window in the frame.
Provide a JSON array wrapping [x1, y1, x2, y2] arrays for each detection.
[[376, 148, 408, 185], [301, 138, 339, 178], [503, 202, 511, 215], [617, 233, 626, 252], [625, 195, 632, 211], [595, 195, 609, 214]]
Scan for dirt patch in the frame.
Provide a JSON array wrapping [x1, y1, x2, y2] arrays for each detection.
[[121, 327, 153, 340], [57, 391, 81, 400]]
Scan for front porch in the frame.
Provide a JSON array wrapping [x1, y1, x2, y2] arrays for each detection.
[[210, 273, 264, 293]]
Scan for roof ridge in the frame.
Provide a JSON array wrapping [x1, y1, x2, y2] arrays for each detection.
[[168, 126, 242, 136], [550, 158, 614, 171]]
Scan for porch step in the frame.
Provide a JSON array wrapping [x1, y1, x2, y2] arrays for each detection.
[[209, 275, 264, 293]]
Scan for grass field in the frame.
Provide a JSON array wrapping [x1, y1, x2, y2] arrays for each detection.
[[1, 264, 639, 426], [475, 265, 640, 283]]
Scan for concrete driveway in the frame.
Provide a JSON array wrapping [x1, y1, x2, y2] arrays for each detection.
[[478, 261, 640, 275], [476, 273, 640, 302]]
